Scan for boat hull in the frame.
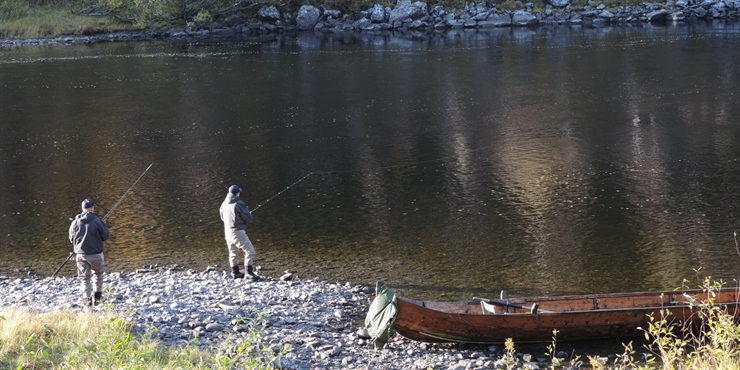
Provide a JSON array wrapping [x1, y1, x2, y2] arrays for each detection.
[[394, 288, 740, 343]]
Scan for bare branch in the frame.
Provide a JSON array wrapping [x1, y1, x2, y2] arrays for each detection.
[[211, 1, 262, 17]]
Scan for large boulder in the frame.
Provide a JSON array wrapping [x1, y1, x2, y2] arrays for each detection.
[[389, 0, 429, 24], [296, 5, 321, 30]]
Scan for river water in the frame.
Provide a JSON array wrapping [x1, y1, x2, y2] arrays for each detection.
[[1, 24, 740, 301]]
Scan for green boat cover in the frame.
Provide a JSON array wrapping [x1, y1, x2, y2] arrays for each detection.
[[364, 281, 398, 349]]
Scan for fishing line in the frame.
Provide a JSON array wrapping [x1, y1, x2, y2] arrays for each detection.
[[248, 143, 495, 213]]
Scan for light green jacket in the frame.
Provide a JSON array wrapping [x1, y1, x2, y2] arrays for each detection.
[[364, 284, 398, 349]]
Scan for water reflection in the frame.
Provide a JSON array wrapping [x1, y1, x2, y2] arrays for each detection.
[[1, 25, 740, 301]]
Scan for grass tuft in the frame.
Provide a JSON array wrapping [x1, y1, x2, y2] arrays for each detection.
[[0, 5, 138, 39], [0, 307, 274, 369]]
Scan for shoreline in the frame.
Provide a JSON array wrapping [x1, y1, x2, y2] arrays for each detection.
[[0, 19, 735, 51], [1, 0, 738, 50], [0, 267, 629, 369]]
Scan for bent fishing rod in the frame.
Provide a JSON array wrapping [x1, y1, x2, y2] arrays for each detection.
[[102, 162, 153, 222], [250, 172, 314, 213], [51, 163, 154, 277]]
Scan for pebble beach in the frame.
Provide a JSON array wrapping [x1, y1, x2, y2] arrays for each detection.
[[1, 266, 623, 369]]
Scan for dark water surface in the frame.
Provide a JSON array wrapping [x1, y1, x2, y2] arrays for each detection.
[[2, 24, 740, 301]]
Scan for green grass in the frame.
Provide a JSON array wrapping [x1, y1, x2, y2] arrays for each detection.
[[0, 307, 275, 369], [0, 5, 139, 39]]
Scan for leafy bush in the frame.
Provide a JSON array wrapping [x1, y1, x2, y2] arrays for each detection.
[[642, 278, 740, 369], [586, 278, 740, 369]]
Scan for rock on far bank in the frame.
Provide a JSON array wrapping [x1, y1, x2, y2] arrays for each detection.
[[0, 268, 550, 370]]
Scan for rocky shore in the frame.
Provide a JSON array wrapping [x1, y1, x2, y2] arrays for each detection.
[[0, 266, 627, 369], [1, 0, 738, 49]]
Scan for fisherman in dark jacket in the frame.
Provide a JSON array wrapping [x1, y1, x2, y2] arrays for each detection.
[[69, 199, 110, 306], [219, 185, 260, 280]]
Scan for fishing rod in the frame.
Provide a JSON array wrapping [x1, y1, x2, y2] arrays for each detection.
[[102, 162, 153, 222], [251, 172, 314, 213], [51, 163, 154, 277], [51, 251, 75, 277]]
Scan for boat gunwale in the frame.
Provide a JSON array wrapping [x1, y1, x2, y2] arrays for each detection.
[[400, 287, 740, 313]]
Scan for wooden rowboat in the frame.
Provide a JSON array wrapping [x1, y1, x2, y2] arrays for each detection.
[[393, 287, 740, 343]]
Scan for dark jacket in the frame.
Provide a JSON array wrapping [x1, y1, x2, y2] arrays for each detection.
[[69, 212, 110, 254], [219, 193, 254, 231]]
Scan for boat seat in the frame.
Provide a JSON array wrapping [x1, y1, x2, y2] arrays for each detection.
[[481, 301, 499, 314], [530, 303, 539, 314]]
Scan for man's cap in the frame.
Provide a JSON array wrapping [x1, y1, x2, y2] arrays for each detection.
[[81, 199, 95, 209], [229, 185, 242, 194]]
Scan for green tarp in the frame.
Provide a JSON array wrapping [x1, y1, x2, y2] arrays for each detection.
[[364, 282, 398, 349]]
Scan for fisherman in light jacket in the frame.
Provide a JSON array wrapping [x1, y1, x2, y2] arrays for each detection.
[[219, 185, 260, 280]]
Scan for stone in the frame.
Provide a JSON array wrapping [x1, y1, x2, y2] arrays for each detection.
[[648, 9, 670, 21], [205, 322, 224, 332], [296, 5, 321, 31], [672, 11, 687, 20], [389, 0, 429, 24], [482, 13, 513, 27], [512, 10, 538, 25], [600, 10, 616, 19], [370, 4, 387, 22], [258, 6, 281, 22], [549, 0, 572, 6], [324, 9, 341, 19]]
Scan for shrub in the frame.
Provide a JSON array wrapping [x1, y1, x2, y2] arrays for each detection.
[[638, 278, 740, 369]]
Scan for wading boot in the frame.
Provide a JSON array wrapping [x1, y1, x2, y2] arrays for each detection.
[[94, 291, 103, 306], [246, 265, 261, 281], [231, 266, 245, 279]]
